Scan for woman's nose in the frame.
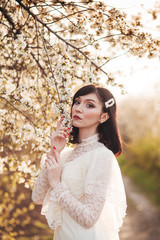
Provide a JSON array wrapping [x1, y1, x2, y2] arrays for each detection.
[[75, 103, 83, 113]]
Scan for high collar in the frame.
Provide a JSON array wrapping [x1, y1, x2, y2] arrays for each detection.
[[78, 133, 99, 146], [68, 133, 102, 163]]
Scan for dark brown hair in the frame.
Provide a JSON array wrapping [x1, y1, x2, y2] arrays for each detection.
[[69, 84, 122, 156]]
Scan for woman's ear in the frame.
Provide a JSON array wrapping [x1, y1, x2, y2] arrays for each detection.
[[99, 113, 110, 124]]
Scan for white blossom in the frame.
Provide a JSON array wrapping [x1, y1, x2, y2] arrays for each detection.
[[0, 109, 7, 115]]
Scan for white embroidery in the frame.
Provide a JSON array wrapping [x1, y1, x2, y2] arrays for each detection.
[[31, 165, 49, 204], [67, 134, 103, 163], [32, 133, 127, 238], [49, 181, 106, 229]]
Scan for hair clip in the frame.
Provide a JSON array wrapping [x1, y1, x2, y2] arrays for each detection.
[[105, 98, 115, 108]]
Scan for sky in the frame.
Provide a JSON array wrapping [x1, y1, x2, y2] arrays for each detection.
[[103, 0, 160, 101]]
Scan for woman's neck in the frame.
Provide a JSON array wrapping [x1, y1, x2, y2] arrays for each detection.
[[78, 128, 98, 140]]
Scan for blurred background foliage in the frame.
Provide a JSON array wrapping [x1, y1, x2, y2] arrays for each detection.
[[118, 87, 160, 206], [0, 0, 160, 239]]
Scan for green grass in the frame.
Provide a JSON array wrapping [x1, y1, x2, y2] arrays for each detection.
[[118, 154, 160, 207]]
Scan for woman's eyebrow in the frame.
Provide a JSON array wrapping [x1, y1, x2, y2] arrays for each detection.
[[85, 99, 96, 102], [75, 97, 96, 103]]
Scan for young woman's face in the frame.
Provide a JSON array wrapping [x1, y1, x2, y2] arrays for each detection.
[[71, 93, 104, 132]]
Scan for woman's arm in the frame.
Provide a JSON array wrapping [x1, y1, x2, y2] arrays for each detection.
[[46, 148, 126, 231], [32, 117, 70, 205], [32, 164, 50, 205], [49, 180, 106, 229], [48, 148, 115, 229]]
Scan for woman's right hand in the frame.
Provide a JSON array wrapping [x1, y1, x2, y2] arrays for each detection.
[[49, 117, 71, 156]]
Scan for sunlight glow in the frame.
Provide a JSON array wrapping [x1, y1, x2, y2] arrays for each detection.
[[104, 0, 160, 100]]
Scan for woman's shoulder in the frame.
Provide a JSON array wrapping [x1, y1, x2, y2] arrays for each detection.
[[94, 143, 115, 157], [95, 145, 120, 171], [85, 143, 116, 166]]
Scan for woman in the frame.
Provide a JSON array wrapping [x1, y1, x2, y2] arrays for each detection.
[[32, 84, 127, 240]]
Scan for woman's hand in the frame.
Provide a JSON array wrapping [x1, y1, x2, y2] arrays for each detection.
[[50, 117, 71, 156], [45, 149, 63, 189]]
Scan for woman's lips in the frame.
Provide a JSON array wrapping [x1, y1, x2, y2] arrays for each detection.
[[73, 115, 82, 120]]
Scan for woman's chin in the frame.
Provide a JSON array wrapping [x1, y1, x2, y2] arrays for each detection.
[[72, 123, 80, 127], [72, 120, 82, 128]]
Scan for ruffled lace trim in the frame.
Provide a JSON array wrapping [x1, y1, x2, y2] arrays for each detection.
[[85, 183, 127, 238], [85, 183, 107, 199], [32, 133, 127, 236], [67, 134, 103, 163], [41, 187, 62, 230], [79, 133, 99, 144], [44, 181, 126, 232], [48, 181, 107, 229], [31, 165, 49, 204], [45, 201, 62, 230], [85, 183, 127, 228], [106, 188, 127, 233]]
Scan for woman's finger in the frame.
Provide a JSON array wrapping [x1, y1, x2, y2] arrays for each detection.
[[46, 161, 51, 170], [50, 118, 63, 138], [51, 157, 58, 165], [51, 127, 70, 140], [46, 161, 59, 172], [46, 156, 57, 164], [45, 158, 52, 165], [57, 116, 64, 130], [58, 126, 71, 132], [51, 132, 68, 142], [46, 159, 57, 169], [52, 149, 60, 164], [57, 130, 69, 138], [57, 130, 66, 135], [47, 155, 55, 161], [57, 133, 67, 139]]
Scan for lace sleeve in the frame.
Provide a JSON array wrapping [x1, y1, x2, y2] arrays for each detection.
[[49, 148, 114, 229], [50, 181, 106, 229], [32, 164, 49, 205], [48, 147, 126, 233], [32, 148, 73, 205]]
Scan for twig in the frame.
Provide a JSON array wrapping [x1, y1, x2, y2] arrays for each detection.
[[30, 52, 47, 77], [35, 19, 61, 104], [47, 9, 89, 25], [35, 7, 62, 16], [42, 36, 68, 59], [0, 95, 50, 138], [0, 6, 15, 28], [99, 51, 129, 68], [79, 33, 124, 49], [15, 0, 109, 78], [43, 2, 77, 27], [0, 95, 37, 128]]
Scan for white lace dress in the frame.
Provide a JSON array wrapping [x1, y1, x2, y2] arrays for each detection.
[[32, 134, 127, 240]]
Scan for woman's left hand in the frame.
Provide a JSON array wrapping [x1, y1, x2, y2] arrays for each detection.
[[45, 149, 63, 189]]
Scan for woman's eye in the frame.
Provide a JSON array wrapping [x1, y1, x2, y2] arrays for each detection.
[[74, 100, 80, 105], [86, 103, 94, 108]]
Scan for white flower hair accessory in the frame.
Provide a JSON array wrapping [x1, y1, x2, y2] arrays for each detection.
[[105, 98, 115, 108]]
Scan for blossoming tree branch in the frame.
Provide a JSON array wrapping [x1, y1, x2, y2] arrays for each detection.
[[0, 0, 160, 237], [1, 0, 160, 180]]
